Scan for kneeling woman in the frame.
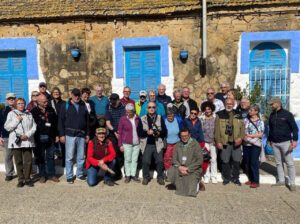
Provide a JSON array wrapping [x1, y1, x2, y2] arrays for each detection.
[[86, 128, 116, 187]]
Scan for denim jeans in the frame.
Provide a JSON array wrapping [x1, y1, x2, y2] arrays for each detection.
[[87, 160, 116, 186], [38, 143, 56, 177], [243, 145, 261, 184], [65, 136, 85, 180]]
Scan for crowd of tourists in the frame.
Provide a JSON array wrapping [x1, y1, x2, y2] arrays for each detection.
[[0, 81, 298, 196]]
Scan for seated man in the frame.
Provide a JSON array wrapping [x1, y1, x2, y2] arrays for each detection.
[[86, 127, 116, 187], [167, 128, 203, 197]]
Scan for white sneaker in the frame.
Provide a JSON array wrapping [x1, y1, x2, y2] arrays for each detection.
[[211, 178, 218, 184], [203, 177, 210, 184]]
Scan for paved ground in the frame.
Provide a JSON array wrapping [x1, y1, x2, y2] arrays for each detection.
[[0, 172, 299, 224]]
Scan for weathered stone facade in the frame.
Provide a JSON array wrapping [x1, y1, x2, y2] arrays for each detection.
[[0, 1, 300, 103]]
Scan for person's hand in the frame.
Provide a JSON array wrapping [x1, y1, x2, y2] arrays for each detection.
[[0, 137, 4, 146], [55, 136, 60, 143], [16, 115, 23, 121], [114, 132, 119, 139], [60, 136, 65, 144], [98, 160, 104, 167], [120, 146, 124, 152], [99, 163, 108, 171], [234, 138, 242, 147], [291, 141, 298, 149], [147, 129, 154, 135], [20, 135, 28, 141], [178, 166, 188, 176], [85, 136, 90, 143], [216, 143, 223, 150]]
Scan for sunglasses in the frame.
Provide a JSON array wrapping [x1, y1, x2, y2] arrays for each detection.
[[207, 92, 214, 95], [32, 94, 39, 97], [148, 106, 156, 109], [7, 97, 16, 100], [190, 112, 198, 115]]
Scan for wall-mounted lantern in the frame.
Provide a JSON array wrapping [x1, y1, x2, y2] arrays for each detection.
[[179, 50, 188, 61], [70, 47, 81, 59]]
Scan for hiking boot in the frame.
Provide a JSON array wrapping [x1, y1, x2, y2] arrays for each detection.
[[142, 178, 149, 185], [39, 176, 46, 183], [17, 182, 24, 188], [25, 180, 34, 187], [5, 176, 14, 181], [223, 179, 230, 185], [131, 176, 141, 183], [289, 184, 296, 192], [271, 182, 285, 187], [199, 181, 206, 191], [104, 180, 114, 187], [157, 178, 165, 186], [67, 178, 74, 184], [232, 179, 242, 186], [124, 176, 131, 183], [250, 183, 259, 188], [49, 176, 60, 183]]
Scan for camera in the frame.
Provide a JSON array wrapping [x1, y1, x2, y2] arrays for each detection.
[[15, 135, 22, 145], [152, 123, 160, 137], [225, 124, 233, 136], [203, 150, 211, 162]]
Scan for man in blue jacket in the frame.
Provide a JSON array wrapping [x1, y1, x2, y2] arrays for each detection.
[[0, 93, 16, 181], [58, 88, 89, 184], [268, 97, 298, 191], [140, 90, 165, 117]]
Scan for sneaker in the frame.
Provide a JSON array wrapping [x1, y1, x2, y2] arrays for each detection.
[[39, 176, 46, 183], [232, 179, 242, 186], [142, 178, 149, 185], [124, 176, 131, 183], [271, 182, 285, 187], [157, 178, 165, 186], [203, 177, 210, 184], [211, 178, 218, 184], [223, 179, 230, 185], [289, 184, 296, 192], [199, 181, 206, 191], [17, 182, 24, 188], [245, 181, 252, 185], [67, 178, 74, 184], [48, 176, 60, 183], [104, 180, 114, 187], [5, 176, 14, 181], [250, 183, 259, 188], [25, 180, 34, 187], [131, 176, 141, 183], [76, 176, 86, 181]]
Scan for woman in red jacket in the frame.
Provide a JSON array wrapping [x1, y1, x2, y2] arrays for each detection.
[[86, 127, 116, 187]]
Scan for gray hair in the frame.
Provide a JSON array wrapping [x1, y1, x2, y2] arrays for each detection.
[[249, 104, 260, 113], [125, 103, 135, 111]]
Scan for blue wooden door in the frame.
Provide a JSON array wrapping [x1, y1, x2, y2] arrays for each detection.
[[0, 51, 28, 104], [249, 42, 289, 108], [125, 47, 161, 100]]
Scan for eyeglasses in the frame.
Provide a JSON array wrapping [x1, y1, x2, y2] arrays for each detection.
[[190, 112, 198, 115], [207, 92, 214, 95], [32, 94, 39, 97], [148, 106, 156, 109], [17, 103, 25, 105]]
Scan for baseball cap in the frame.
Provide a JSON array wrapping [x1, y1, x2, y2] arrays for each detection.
[[6, 93, 16, 99], [71, 88, 81, 96], [110, 93, 119, 100], [139, 90, 147, 97], [39, 82, 47, 88], [96, 127, 107, 134], [268, 97, 281, 105]]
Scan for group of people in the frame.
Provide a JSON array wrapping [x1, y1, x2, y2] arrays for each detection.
[[0, 81, 298, 196]]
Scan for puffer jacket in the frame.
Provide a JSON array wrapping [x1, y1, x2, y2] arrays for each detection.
[[4, 109, 37, 149]]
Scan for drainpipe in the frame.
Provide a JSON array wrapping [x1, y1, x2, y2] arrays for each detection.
[[200, 0, 207, 76]]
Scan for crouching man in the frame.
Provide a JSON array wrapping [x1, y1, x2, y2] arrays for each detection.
[[86, 128, 116, 187], [167, 128, 203, 197]]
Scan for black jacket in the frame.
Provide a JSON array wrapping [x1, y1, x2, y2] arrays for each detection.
[[0, 106, 13, 138], [185, 98, 198, 111], [171, 100, 186, 119], [268, 108, 298, 143], [31, 106, 58, 142], [215, 92, 226, 104], [58, 100, 89, 137], [157, 94, 172, 108]]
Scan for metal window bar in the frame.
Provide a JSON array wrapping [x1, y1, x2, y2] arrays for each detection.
[[249, 67, 290, 110]]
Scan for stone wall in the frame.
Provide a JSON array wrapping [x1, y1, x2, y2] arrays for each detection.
[[0, 8, 299, 102]]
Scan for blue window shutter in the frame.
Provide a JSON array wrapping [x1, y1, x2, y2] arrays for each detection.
[[0, 77, 11, 103], [143, 48, 161, 92], [0, 53, 9, 75]]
